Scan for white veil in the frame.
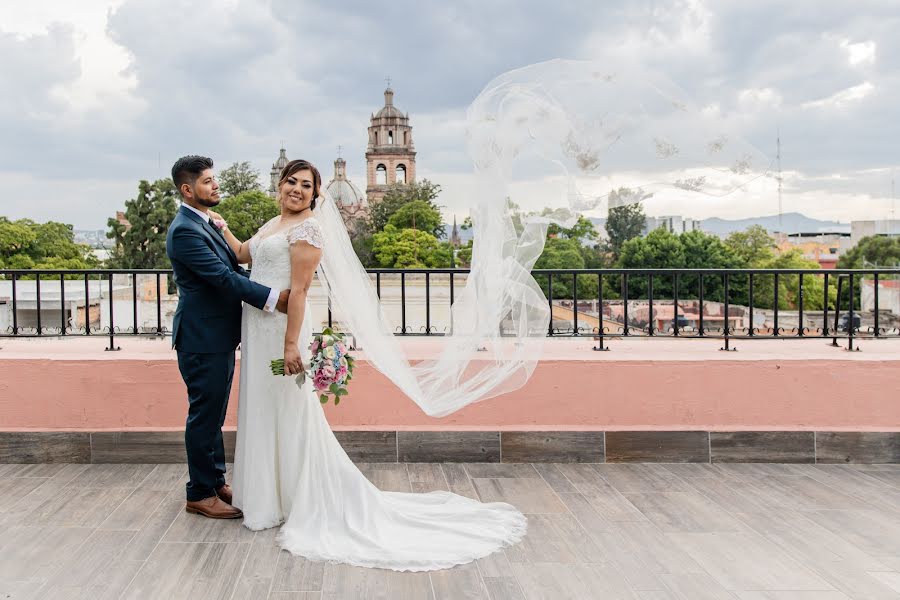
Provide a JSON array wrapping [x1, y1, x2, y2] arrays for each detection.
[[314, 59, 769, 418]]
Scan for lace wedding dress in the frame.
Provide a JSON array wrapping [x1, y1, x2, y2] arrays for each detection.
[[231, 216, 527, 572]]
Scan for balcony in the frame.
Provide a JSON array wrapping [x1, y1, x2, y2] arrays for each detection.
[[1, 267, 899, 599]]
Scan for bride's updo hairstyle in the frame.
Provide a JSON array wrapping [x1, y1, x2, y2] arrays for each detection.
[[278, 159, 322, 211]]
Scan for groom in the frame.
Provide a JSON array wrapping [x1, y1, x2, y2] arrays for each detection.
[[166, 155, 289, 519]]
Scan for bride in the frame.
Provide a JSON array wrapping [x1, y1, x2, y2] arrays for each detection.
[[210, 159, 526, 572]]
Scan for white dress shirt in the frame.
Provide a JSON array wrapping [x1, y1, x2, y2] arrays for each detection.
[[182, 203, 280, 312]]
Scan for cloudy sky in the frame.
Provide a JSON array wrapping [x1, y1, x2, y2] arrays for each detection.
[[0, 0, 897, 230]]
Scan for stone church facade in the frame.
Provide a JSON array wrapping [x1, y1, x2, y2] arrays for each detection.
[[266, 85, 417, 236], [365, 86, 416, 204]]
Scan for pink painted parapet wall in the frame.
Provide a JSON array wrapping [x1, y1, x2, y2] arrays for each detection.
[[1, 338, 899, 431]]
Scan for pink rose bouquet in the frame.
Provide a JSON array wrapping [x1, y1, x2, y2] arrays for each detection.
[[270, 327, 355, 405]]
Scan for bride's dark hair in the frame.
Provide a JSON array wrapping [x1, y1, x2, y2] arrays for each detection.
[[279, 159, 322, 211]]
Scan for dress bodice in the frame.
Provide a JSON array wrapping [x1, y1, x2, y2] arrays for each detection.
[[248, 217, 324, 291]]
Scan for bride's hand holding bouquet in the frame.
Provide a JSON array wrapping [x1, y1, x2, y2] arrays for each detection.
[[271, 328, 355, 405]]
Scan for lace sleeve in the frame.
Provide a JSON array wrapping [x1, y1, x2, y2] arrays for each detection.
[[286, 219, 324, 249]]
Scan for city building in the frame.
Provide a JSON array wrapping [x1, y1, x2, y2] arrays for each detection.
[[643, 215, 701, 235]]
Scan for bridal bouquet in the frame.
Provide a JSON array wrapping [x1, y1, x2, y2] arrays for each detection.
[[270, 328, 355, 405]]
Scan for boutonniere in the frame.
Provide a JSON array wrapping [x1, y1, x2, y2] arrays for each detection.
[[212, 218, 228, 234]]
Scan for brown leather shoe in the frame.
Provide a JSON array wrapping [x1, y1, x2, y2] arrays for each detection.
[[185, 495, 243, 519], [216, 483, 233, 505]]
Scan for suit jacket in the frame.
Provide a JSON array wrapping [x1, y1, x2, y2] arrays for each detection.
[[166, 205, 270, 353]]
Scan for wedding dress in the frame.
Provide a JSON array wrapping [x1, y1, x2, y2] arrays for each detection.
[[231, 215, 527, 572]]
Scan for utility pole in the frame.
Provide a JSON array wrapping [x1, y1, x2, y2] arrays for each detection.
[[776, 129, 783, 232], [892, 171, 896, 236]]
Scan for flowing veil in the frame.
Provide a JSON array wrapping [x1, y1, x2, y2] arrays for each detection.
[[314, 59, 770, 418]]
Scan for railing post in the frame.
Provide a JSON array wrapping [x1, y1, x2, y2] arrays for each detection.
[[155, 273, 162, 336], [748, 272, 754, 337], [400, 271, 407, 335], [698, 273, 704, 337], [773, 273, 780, 337], [572, 273, 579, 336], [106, 272, 120, 351], [874, 273, 880, 337], [622, 273, 630, 337], [797, 272, 804, 337], [593, 272, 609, 351], [84, 274, 91, 336], [35, 274, 42, 336], [848, 273, 859, 352], [647, 274, 654, 336], [720, 272, 736, 351], [822, 272, 829, 338], [673, 272, 680, 337], [60, 273, 66, 335], [449, 272, 454, 336], [832, 275, 843, 347], [11, 273, 18, 335], [132, 273, 139, 335], [425, 271, 431, 335], [547, 273, 554, 337]]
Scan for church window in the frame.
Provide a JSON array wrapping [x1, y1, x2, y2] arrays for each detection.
[[388, 130, 394, 145], [376, 164, 387, 185], [403, 131, 408, 145], [396, 164, 407, 184]]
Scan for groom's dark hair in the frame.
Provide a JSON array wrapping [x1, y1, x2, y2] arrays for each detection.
[[171, 155, 214, 196]]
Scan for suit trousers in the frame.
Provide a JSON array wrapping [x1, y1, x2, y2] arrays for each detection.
[[176, 350, 235, 501]]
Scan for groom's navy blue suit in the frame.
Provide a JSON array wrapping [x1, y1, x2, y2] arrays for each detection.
[[166, 205, 272, 501]]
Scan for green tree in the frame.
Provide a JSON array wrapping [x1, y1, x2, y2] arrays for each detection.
[[725, 225, 776, 267], [616, 227, 684, 299], [831, 235, 900, 312], [106, 178, 179, 269], [372, 224, 450, 268], [456, 240, 473, 268], [352, 235, 377, 268], [837, 235, 900, 269], [215, 190, 279, 242], [678, 229, 747, 304], [753, 249, 833, 311], [0, 217, 99, 277], [547, 214, 599, 244], [387, 200, 444, 237], [368, 180, 443, 236], [0, 218, 37, 260], [605, 189, 648, 257], [534, 237, 599, 300], [430, 242, 455, 269], [218, 161, 262, 197]]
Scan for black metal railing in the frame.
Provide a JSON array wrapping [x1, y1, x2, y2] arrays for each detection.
[[1, 268, 898, 352]]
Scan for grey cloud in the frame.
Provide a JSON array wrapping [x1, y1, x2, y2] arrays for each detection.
[[0, 0, 898, 229]]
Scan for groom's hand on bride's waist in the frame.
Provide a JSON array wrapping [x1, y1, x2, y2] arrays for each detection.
[[275, 289, 291, 314]]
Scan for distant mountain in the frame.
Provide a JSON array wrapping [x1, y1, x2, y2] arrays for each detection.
[[698, 213, 848, 236], [591, 213, 848, 237], [452, 212, 848, 242]]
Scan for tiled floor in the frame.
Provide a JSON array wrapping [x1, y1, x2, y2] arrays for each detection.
[[1, 462, 899, 599]]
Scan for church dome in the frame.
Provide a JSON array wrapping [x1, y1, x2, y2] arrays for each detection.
[[273, 147, 289, 171], [373, 87, 405, 120], [326, 157, 366, 207], [327, 179, 367, 207]]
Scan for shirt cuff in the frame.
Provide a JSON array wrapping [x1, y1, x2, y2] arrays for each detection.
[[263, 288, 280, 313]]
